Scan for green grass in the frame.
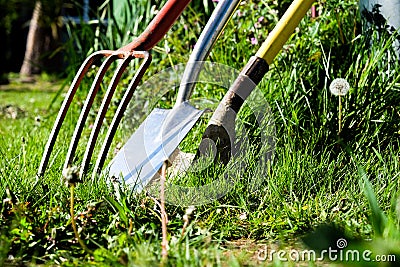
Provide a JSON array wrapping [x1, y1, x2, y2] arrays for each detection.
[[1, 0, 400, 266]]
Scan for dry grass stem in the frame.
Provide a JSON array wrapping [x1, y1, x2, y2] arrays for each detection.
[[160, 161, 169, 263]]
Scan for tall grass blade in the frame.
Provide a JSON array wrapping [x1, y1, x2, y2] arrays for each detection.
[[357, 165, 388, 237]]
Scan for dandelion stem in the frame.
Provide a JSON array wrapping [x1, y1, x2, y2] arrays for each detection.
[[338, 95, 342, 135], [329, 78, 349, 135], [70, 184, 93, 255], [21, 137, 26, 174]]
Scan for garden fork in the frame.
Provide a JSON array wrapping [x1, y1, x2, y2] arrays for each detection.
[[37, 0, 192, 178]]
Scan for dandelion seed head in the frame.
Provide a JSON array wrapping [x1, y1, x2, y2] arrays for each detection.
[[239, 212, 247, 220], [62, 165, 80, 185], [34, 116, 41, 126], [185, 205, 195, 216], [329, 78, 350, 96]]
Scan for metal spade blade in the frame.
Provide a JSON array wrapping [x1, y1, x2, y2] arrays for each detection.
[[107, 102, 204, 190]]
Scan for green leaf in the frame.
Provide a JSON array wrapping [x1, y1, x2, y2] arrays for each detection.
[[357, 165, 388, 236], [104, 195, 129, 226]]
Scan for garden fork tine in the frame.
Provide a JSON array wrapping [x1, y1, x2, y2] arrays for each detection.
[[89, 58, 151, 178], [63, 52, 126, 171], [79, 51, 150, 176], [37, 0, 191, 178], [37, 50, 150, 178], [65, 51, 150, 174], [37, 50, 113, 177]]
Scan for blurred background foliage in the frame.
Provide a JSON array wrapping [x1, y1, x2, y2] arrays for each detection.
[[0, 0, 297, 80]]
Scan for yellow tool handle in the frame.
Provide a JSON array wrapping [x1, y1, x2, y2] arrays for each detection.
[[256, 0, 315, 64]]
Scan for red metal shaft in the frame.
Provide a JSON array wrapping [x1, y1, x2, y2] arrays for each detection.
[[119, 0, 192, 52]]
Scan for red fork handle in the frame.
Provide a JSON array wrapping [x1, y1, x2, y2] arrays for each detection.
[[119, 0, 191, 52]]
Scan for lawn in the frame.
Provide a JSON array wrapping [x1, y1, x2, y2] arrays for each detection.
[[1, 0, 400, 266]]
